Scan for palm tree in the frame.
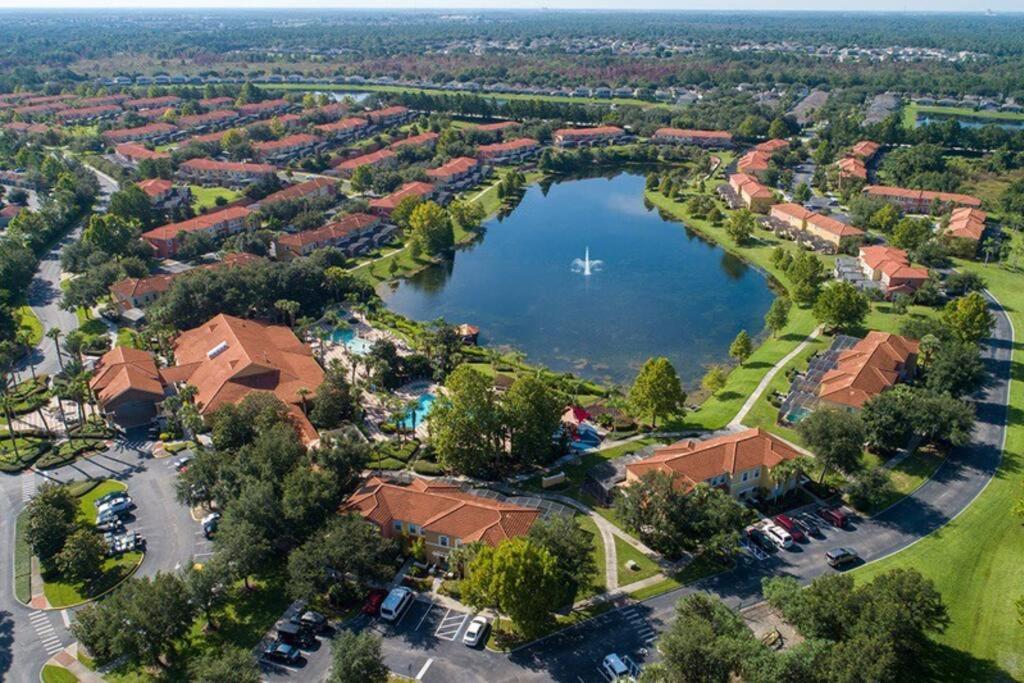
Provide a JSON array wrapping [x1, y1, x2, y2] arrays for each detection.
[[403, 398, 421, 440], [297, 387, 311, 417], [45, 328, 64, 372], [274, 299, 299, 328], [0, 387, 21, 462]]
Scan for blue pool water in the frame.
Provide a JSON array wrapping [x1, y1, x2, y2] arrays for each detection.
[[331, 328, 374, 355], [398, 393, 435, 430]]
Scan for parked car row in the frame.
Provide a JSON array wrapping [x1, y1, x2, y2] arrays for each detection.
[[260, 609, 331, 667], [744, 506, 858, 568], [93, 490, 146, 555]]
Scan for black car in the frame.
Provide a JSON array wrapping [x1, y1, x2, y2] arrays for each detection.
[[795, 514, 823, 538], [262, 640, 300, 664], [277, 621, 316, 649], [825, 547, 859, 568], [747, 528, 776, 553], [290, 610, 329, 634]]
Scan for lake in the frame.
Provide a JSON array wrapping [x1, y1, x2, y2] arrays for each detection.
[[379, 172, 777, 388], [916, 114, 1024, 132]]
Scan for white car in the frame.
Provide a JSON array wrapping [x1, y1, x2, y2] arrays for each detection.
[[462, 616, 489, 647], [764, 523, 794, 550]]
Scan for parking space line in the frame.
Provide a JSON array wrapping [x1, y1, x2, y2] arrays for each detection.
[[434, 611, 467, 641], [415, 658, 433, 680], [415, 601, 437, 631]]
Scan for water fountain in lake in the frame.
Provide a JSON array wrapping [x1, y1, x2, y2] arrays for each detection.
[[572, 247, 603, 276]]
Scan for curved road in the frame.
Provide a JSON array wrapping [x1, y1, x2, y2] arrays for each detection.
[[368, 292, 1012, 683]]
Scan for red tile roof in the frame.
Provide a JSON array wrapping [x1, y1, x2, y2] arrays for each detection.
[[168, 313, 324, 444], [851, 140, 881, 160], [626, 428, 803, 493], [332, 148, 396, 171], [946, 207, 986, 241], [177, 109, 238, 128], [276, 212, 381, 252], [314, 117, 368, 135], [141, 205, 251, 243], [864, 185, 982, 209], [737, 149, 772, 174], [253, 133, 321, 153], [368, 181, 435, 213], [838, 156, 867, 181], [103, 122, 177, 142], [255, 177, 336, 207], [819, 332, 919, 408], [554, 125, 624, 139], [425, 156, 479, 181], [114, 142, 170, 161], [388, 132, 439, 150], [135, 178, 175, 198], [341, 476, 541, 546], [89, 346, 165, 407], [754, 138, 790, 153], [474, 121, 520, 132], [654, 127, 732, 142], [477, 137, 540, 156], [180, 158, 277, 175]]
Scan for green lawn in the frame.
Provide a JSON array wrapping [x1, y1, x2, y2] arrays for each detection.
[[269, 81, 659, 109], [614, 536, 660, 584], [190, 185, 242, 211], [576, 514, 607, 598], [627, 553, 732, 601], [41, 665, 79, 683], [14, 510, 31, 603], [103, 573, 292, 682], [852, 237, 1024, 679], [15, 305, 43, 346], [41, 480, 141, 608], [902, 102, 1024, 129]]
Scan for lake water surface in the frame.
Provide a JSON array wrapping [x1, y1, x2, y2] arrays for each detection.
[[379, 172, 776, 387]]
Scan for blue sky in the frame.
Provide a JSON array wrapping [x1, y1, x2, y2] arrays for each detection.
[[0, 1, 1018, 11]]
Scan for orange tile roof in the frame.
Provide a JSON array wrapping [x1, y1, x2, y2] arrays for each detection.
[[276, 212, 380, 251], [625, 428, 803, 493], [332, 148, 396, 171], [114, 143, 170, 161], [425, 156, 479, 181], [341, 477, 541, 545], [818, 332, 920, 408], [946, 207, 986, 241], [177, 109, 238, 128], [864, 185, 982, 209], [737, 149, 772, 174], [314, 117, 368, 135], [253, 133, 321, 153], [135, 178, 174, 198], [851, 140, 881, 159], [754, 138, 789, 153], [168, 314, 324, 444], [554, 125, 624, 139], [364, 105, 409, 122], [475, 121, 520, 132], [388, 132, 439, 149], [730, 173, 773, 200], [103, 122, 177, 141], [180, 158, 277, 174], [838, 156, 867, 180], [109, 253, 262, 305], [89, 346, 165, 407], [141, 205, 251, 243], [368, 181, 435, 212], [238, 98, 289, 115], [477, 137, 541, 156], [256, 177, 336, 207]]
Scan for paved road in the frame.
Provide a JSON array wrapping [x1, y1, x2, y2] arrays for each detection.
[[0, 430, 204, 682], [360, 292, 1012, 682]]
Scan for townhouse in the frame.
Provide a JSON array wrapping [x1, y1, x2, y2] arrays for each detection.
[[863, 185, 982, 214], [176, 109, 240, 132], [141, 205, 253, 258], [177, 158, 277, 188], [425, 156, 484, 189], [331, 149, 398, 177], [817, 332, 920, 410], [135, 178, 191, 210], [364, 105, 414, 128], [55, 104, 122, 125], [728, 173, 775, 213], [837, 156, 868, 185], [341, 477, 541, 561], [89, 347, 167, 428], [552, 125, 627, 147], [476, 137, 542, 164], [124, 95, 182, 111], [237, 98, 292, 119], [737, 149, 773, 178], [944, 207, 986, 251], [314, 117, 371, 144], [388, 131, 440, 152], [625, 428, 804, 501], [368, 181, 437, 216], [250, 177, 338, 211], [103, 122, 178, 145], [652, 127, 734, 149], [850, 140, 881, 162], [252, 133, 323, 163], [858, 245, 930, 296], [199, 96, 235, 110], [109, 252, 260, 314], [754, 138, 790, 154], [474, 120, 521, 136], [770, 202, 865, 249], [274, 212, 388, 260], [114, 142, 171, 165]]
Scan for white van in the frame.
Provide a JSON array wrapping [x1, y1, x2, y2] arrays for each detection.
[[380, 587, 414, 622], [764, 524, 794, 550]]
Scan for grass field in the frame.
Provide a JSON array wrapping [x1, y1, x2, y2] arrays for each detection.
[[190, 185, 242, 211], [269, 81, 659, 109], [615, 536, 660, 584], [853, 235, 1024, 679], [15, 305, 43, 346], [902, 102, 1024, 129], [41, 665, 79, 683], [576, 514, 608, 597]]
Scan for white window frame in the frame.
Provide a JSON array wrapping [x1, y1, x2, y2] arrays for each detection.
[[393, 520, 403, 533], [408, 524, 421, 536], [439, 535, 450, 547]]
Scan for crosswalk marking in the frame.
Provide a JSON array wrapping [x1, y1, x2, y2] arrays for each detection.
[[28, 611, 65, 654], [22, 471, 36, 502]]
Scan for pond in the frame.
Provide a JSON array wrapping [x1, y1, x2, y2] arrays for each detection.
[[379, 171, 777, 387], [916, 114, 1024, 131]]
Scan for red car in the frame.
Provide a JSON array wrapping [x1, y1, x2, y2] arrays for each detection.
[[817, 506, 848, 528], [362, 589, 388, 616], [773, 514, 807, 543]]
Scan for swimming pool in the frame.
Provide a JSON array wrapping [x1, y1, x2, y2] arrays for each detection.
[[398, 393, 435, 430], [331, 328, 374, 355], [785, 406, 813, 424]]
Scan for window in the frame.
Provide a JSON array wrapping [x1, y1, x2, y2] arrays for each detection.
[[753, 468, 761, 479], [454, 539, 462, 548], [439, 536, 449, 547], [393, 521, 403, 532], [741, 472, 748, 482], [408, 524, 421, 536]]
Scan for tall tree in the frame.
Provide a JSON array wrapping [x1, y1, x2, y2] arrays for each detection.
[[812, 281, 869, 332], [527, 515, 597, 605], [428, 365, 503, 476], [764, 296, 791, 338], [942, 291, 993, 344], [629, 357, 685, 427], [797, 408, 865, 481], [729, 330, 753, 364], [503, 374, 562, 467], [329, 630, 389, 683]]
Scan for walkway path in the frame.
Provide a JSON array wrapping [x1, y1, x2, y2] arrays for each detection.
[[728, 325, 823, 429]]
